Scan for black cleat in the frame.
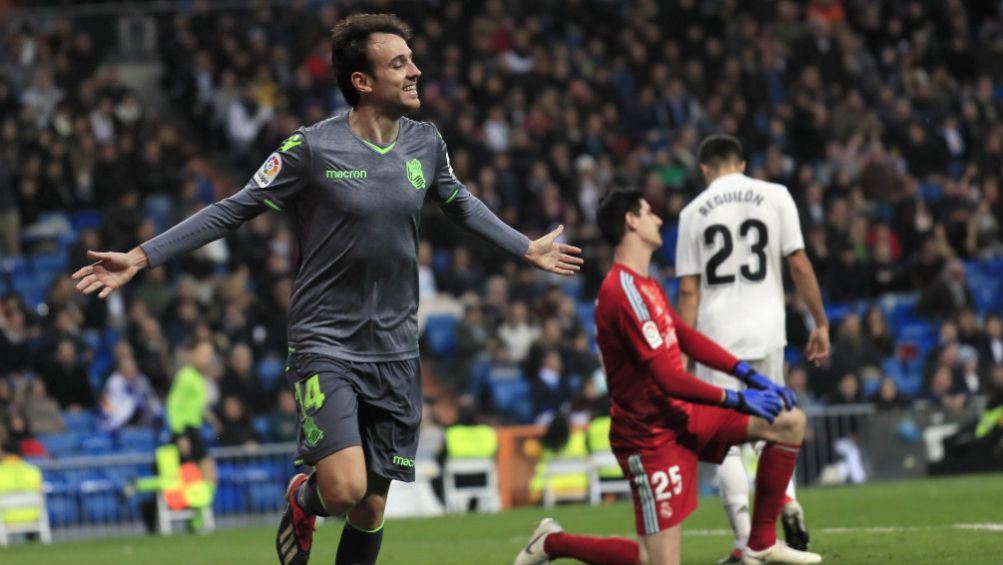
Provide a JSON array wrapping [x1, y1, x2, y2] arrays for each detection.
[[781, 500, 810, 551]]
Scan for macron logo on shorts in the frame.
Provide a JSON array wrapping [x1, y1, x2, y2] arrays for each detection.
[[392, 455, 415, 468]]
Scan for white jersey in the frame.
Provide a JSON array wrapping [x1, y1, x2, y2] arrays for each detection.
[[675, 172, 804, 359]]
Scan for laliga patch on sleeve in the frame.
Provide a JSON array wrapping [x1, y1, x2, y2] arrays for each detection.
[[254, 152, 282, 188], [642, 320, 664, 349]]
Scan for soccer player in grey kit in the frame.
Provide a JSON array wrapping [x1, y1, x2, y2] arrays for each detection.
[[72, 13, 583, 565]]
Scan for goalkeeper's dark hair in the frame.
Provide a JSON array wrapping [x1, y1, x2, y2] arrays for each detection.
[[331, 13, 413, 107], [596, 188, 644, 246], [698, 134, 744, 170]]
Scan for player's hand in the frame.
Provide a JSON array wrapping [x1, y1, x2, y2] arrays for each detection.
[[805, 325, 830, 367], [722, 388, 782, 424], [71, 248, 148, 299], [734, 362, 798, 410], [524, 224, 584, 276]]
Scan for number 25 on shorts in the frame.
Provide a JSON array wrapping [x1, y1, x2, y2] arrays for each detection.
[[649, 465, 683, 500]]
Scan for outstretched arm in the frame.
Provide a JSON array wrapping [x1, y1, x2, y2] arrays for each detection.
[[523, 224, 584, 276], [73, 247, 149, 299], [72, 131, 311, 298], [431, 127, 582, 276]]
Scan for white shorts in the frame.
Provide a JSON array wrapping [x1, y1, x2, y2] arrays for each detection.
[[694, 348, 784, 391]]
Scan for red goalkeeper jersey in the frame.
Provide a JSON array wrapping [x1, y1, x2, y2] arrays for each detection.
[[595, 263, 739, 452]]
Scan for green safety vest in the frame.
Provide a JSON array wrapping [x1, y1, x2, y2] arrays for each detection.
[[587, 416, 624, 479], [530, 429, 589, 496], [0, 456, 43, 524], [135, 444, 213, 510], [444, 425, 498, 459]]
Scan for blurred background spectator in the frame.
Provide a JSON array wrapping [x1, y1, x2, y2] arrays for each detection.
[[0, 0, 1001, 442]]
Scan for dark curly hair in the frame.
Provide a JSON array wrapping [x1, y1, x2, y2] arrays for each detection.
[[330, 13, 413, 107]]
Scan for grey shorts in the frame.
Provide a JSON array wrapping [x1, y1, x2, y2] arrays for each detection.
[[285, 353, 422, 482]]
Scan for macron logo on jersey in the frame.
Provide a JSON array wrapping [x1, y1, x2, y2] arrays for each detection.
[[326, 169, 368, 180]]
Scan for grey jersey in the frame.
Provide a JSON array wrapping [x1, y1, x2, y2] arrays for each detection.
[[141, 114, 529, 361]]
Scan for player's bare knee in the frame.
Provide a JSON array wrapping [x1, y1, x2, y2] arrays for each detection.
[[779, 408, 806, 443], [318, 477, 367, 512]]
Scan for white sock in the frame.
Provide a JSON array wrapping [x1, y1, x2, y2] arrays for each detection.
[[717, 446, 751, 550], [785, 474, 797, 502]]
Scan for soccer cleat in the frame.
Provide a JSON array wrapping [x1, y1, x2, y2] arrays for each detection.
[[781, 500, 810, 551], [276, 473, 316, 565], [742, 541, 821, 565], [513, 517, 563, 565], [718, 548, 744, 563]]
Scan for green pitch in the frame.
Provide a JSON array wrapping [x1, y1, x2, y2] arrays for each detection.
[[5, 474, 1001, 565]]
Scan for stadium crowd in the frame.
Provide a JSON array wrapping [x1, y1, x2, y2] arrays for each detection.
[[1, 0, 1003, 458]]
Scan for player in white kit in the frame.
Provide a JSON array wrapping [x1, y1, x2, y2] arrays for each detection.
[[675, 135, 830, 563]]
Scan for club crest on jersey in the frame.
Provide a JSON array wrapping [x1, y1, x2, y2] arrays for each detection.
[[254, 153, 282, 188], [406, 158, 426, 190], [642, 321, 664, 349]]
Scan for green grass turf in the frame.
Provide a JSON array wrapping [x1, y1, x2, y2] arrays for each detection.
[[5, 473, 1001, 565]]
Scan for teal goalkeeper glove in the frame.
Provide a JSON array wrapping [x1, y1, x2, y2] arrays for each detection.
[[733, 361, 798, 410]]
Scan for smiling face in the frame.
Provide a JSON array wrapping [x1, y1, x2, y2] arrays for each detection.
[[354, 32, 421, 113]]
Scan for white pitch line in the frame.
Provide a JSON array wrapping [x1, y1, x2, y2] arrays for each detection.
[[508, 523, 1003, 543]]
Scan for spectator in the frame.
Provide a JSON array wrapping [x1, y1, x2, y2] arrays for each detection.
[[219, 343, 268, 415], [497, 301, 539, 364], [4, 411, 46, 458], [916, 259, 974, 319], [873, 376, 910, 411], [100, 355, 163, 431], [977, 314, 1003, 374], [863, 306, 895, 358], [832, 313, 883, 376], [267, 388, 299, 443], [785, 364, 821, 410], [528, 349, 575, 425], [216, 395, 260, 447], [38, 339, 95, 411], [925, 365, 968, 412], [21, 380, 65, 436], [828, 372, 863, 405]]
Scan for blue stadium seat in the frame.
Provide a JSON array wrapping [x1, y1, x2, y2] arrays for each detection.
[[81, 432, 115, 455], [253, 415, 271, 440], [117, 427, 156, 453], [30, 252, 67, 276], [487, 365, 533, 423], [70, 210, 102, 231], [663, 278, 680, 304], [38, 433, 80, 457], [80, 479, 121, 522], [63, 410, 96, 433], [247, 480, 284, 512], [561, 276, 582, 299], [422, 313, 457, 358], [658, 224, 679, 266], [44, 485, 80, 526], [257, 355, 286, 391], [0, 256, 30, 277]]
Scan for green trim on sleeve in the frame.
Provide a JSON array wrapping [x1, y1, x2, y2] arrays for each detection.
[[444, 188, 460, 204], [263, 198, 283, 212]]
